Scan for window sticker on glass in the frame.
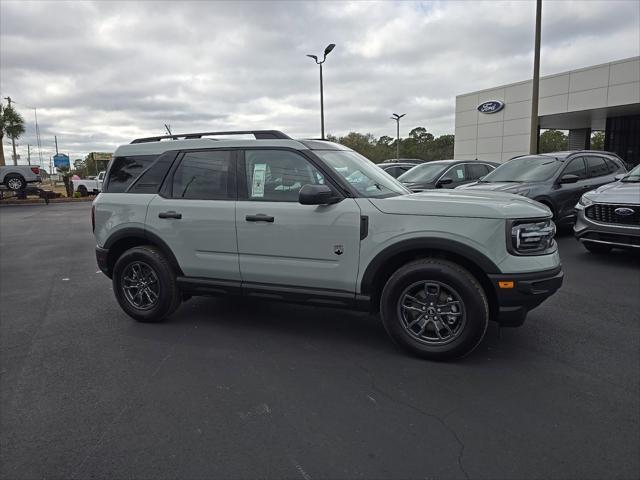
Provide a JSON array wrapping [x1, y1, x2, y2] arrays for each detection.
[[252, 163, 266, 197], [456, 169, 464, 179]]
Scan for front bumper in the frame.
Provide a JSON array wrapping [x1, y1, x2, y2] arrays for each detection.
[[488, 266, 564, 327], [574, 208, 640, 249]]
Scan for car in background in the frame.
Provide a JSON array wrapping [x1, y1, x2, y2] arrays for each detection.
[[72, 171, 106, 196], [458, 151, 627, 226], [397, 160, 498, 192], [378, 162, 418, 178], [574, 163, 640, 253], [0, 165, 42, 190]]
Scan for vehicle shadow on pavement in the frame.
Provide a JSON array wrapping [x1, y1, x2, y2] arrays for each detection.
[[124, 295, 509, 364]]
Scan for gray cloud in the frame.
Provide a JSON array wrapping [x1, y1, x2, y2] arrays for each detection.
[[1, 0, 638, 166]]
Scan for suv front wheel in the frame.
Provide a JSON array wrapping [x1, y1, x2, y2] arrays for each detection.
[[380, 259, 489, 360], [112, 246, 181, 322]]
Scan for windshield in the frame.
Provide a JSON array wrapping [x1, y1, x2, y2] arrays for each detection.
[[315, 150, 409, 198], [482, 155, 561, 182], [621, 164, 640, 182], [397, 163, 447, 183]]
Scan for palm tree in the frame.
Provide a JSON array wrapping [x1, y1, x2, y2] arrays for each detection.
[[0, 101, 26, 166]]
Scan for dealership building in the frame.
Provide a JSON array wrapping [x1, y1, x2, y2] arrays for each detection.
[[454, 56, 640, 166]]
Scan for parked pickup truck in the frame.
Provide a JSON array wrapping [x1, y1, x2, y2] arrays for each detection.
[[73, 171, 105, 196], [0, 165, 42, 190]]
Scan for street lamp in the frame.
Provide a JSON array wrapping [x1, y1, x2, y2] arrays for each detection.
[[307, 43, 336, 139], [391, 113, 406, 161], [529, 0, 542, 154]]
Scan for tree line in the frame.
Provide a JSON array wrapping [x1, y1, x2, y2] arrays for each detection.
[[327, 127, 454, 163], [328, 128, 606, 163], [538, 129, 604, 153]]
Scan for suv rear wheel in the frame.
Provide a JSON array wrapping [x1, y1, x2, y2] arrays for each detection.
[[380, 258, 489, 360], [112, 246, 181, 322]]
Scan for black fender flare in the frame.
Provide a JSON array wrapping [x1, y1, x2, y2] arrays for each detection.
[[103, 227, 183, 276], [359, 238, 500, 295]]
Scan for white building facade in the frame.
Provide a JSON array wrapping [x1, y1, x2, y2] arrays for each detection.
[[454, 57, 640, 166]]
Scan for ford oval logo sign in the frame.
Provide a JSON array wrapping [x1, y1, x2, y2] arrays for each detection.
[[477, 101, 505, 114], [614, 207, 635, 216]]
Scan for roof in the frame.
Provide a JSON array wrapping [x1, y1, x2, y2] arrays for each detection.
[[113, 130, 353, 157], [511, 150, 622, 161], [113, 138, 308, 156]]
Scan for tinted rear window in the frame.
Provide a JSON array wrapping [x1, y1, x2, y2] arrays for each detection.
[[104, 155, 158, 193], [128, 152, 177, 194]]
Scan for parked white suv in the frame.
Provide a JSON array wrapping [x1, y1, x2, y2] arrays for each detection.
[[93, 130, 563, 360]]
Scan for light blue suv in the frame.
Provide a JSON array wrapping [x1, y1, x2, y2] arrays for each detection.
[[93, 130, 563, 360]]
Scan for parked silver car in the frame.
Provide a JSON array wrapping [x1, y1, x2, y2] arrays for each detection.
[[574, 164, 640, 253]]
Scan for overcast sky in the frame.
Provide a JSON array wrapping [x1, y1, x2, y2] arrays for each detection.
[[1, 0, 639, 166]]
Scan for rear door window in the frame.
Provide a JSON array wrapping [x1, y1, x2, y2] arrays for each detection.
[[466, 163, 491, 180], [586, 156, 610, 178], [604, 157, 621, 174], [171, 151, 234, 200], [562, 157, 587, 179]]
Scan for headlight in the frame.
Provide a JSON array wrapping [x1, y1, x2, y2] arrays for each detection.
[[508, 219, 556, 255], [577, 194, 594, 209]]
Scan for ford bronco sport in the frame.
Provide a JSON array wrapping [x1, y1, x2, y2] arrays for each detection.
[[93, 130, 563, 360]]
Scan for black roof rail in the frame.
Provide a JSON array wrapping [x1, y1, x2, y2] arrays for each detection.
[[130, 130, 291, 144]]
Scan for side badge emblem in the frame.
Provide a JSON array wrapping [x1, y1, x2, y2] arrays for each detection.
[[334, 245, 344, 256]]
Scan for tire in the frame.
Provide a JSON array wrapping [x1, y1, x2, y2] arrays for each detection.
[[5, 174, 26, 191], [112, 245, 181, 322], [583, 242, 612, 254], [380, 258, 489, 360], [78, 185, 88, 197]]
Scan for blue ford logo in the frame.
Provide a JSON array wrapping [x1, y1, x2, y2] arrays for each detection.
[[477, 101, 505, 114], [614, 207, 635, 216]]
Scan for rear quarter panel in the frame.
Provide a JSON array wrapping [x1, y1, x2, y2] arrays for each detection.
[[93, 193, 156, 247]]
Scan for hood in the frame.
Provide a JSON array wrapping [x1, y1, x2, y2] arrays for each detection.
[[458, 181, 538, 193], [370, 190, 551, 219], [584, 180, 640, 205]]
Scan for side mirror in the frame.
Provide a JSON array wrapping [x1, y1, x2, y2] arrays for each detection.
[[559, 174, 579, 184], [436, 178, 453, 188], [614, 174, 624, 181], [299, 184, 340, 205]]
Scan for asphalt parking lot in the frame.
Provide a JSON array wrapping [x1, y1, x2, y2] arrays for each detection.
[[1, 202, 639, 480]]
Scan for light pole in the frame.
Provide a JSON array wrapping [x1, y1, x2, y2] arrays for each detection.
[[307, 43, 336, 139], [391, 113, 406, 161], [529, 0, 542, 154]]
